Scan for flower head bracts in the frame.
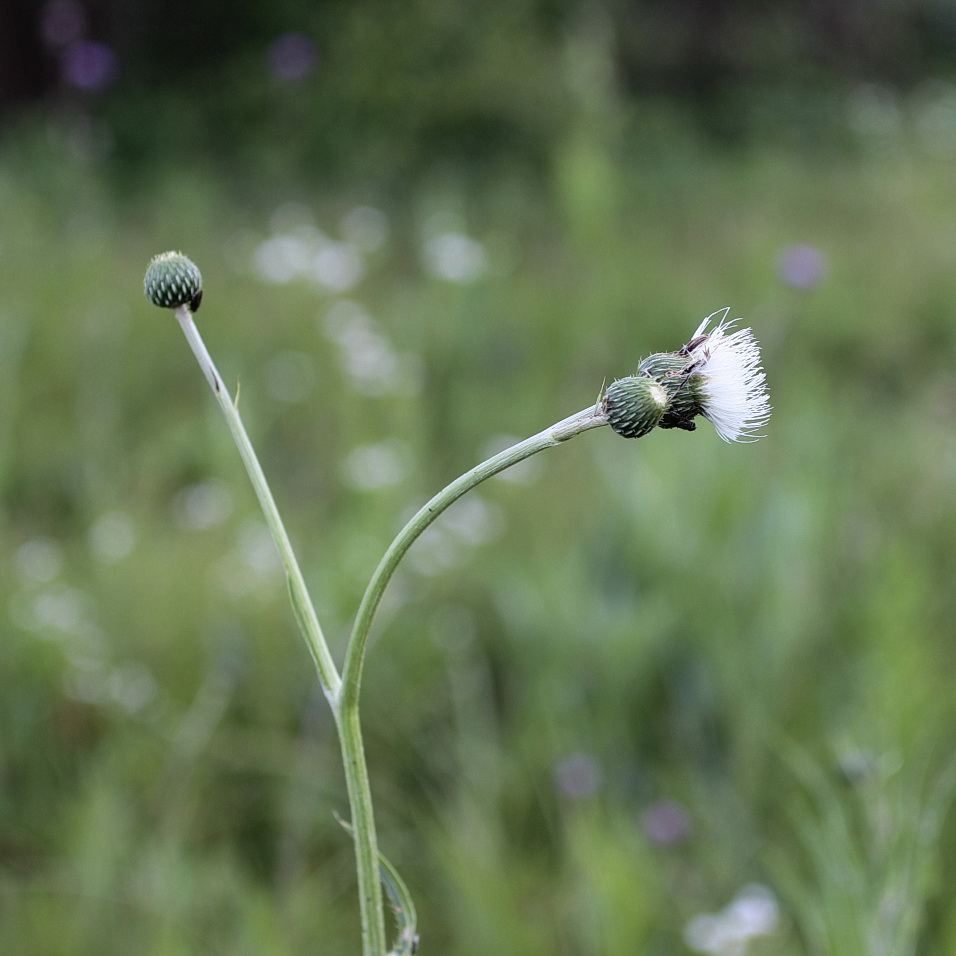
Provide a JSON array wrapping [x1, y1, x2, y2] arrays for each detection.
[[144, 251, 203, 312], [679, 308, 772, 443]]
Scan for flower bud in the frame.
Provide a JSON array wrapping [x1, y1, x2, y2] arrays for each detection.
[[637, 351, 704, 432], [637, 351, 688, 382], [144, 251, 203, 312], [603, 375, 669, 439]]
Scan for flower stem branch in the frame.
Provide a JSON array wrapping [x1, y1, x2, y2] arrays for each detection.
[[176, 306, 388, 954], [324, 403, 605, 953], [174, 306, 341, 703], [339, 404, 607, 713]]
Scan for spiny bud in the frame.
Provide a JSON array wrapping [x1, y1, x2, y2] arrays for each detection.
[[638, 351, 704, 432], [603, 375, 669, 439], [638, 351, 689, 382], [144, 251, 203, 312]]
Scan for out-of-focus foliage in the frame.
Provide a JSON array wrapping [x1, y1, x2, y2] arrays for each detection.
[[7, 0, 956, 185], [3, 2, 956, 955]]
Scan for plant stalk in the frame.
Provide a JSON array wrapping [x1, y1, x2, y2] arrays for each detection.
[[174, 306, 341, 703], [330, 403, 606, 954], [335, 701, 387, 954], [176, 307, 391, 953], [339, 404, 607, 713], [177, 302, 606, 956]]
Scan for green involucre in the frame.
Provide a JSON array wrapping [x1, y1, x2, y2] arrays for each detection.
[[144, 251, 203, 311], [603, 375, 668, 439]]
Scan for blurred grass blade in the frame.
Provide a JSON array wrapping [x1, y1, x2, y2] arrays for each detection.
[[336, 813, 419, 955]]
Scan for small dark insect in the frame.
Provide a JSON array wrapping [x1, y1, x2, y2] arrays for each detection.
[[678, 334, 708, 356], [658, 413, 697, 432], [190, 290, 203, 312]]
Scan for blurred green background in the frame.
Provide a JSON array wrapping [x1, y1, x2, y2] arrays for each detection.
[[3, 2, 956, 954]]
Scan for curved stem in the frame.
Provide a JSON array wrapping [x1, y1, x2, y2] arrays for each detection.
[[330, 403, 605, 954], [339, 404, 607, 713], [175, 307, 341, 703]]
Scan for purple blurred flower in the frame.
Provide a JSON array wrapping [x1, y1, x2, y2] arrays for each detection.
[[61, 41, 117, 91], [776, 243, 827, 290], [39, 1, 87, 47], [267, 33, 318, 82], [641, 798, 693, 846], [554, 752, 603, 801]]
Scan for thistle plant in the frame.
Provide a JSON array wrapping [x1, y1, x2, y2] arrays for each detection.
[[144, 252, 771, 955]]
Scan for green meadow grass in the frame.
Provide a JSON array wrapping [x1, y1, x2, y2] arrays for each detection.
[[2, 121, 956, 954]]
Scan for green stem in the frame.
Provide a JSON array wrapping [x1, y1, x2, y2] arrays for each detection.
[[175, 307, 341, 702], [176, 307, 388, 954], [177, 303, 606, 956], [335, 701, 387, 955], [339, 404, 608, 713], [330, 404, 606, 955]]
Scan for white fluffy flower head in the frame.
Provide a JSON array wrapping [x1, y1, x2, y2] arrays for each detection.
[[683, 308, 771, 442], [603, 308, 771, 443]]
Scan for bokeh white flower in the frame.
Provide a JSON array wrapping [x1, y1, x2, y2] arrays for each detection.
[[684, 883, 780, 956], [684, 308, 772, 443]]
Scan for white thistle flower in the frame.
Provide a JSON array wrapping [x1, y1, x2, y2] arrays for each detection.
[[683, 308, 772, 443]]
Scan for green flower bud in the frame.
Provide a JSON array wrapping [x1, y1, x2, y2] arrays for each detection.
[[638, 351, 688, 382], [603, 375, 669, 439], [638, 351, 704, 432], [144, 251, 203, 312]]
